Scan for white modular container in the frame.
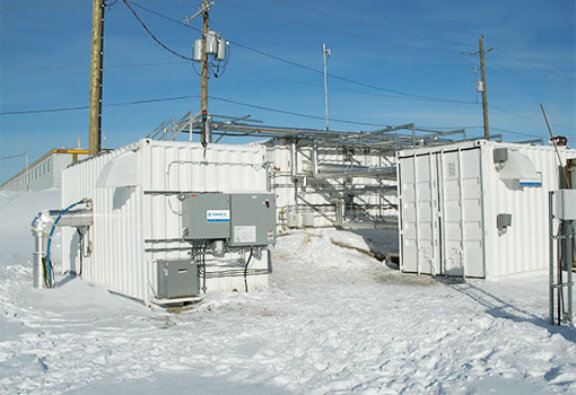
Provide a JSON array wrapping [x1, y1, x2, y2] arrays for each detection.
[[61, 140, 272, 305], [397, 140, 576, 278]]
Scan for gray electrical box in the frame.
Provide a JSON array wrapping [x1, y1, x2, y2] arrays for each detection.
[[157, 260, 199, 299], [497, 213, 512, 230], [181, 192, 276, 246], [493, 148, 508, 164], [229, 193, 276, 247], [182, 193, 230, 240]]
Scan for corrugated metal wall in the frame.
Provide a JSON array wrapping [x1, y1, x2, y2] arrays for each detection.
[[61, 143, 143, 299], [398, 140, 576, 279], [62, 140, 271, 304], [482, 143, 573, 277], [140, 140, 270, 301]]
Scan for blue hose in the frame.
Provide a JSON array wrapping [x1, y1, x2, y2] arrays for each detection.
[[44, 200, 87, 288]]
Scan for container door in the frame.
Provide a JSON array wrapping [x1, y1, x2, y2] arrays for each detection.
[[438, 148, 485, 278], [399, 153, 440, 275]]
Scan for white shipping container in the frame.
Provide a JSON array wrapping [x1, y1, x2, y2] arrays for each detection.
[[61, 140, 272, 305], [397, 140, 576, 279]]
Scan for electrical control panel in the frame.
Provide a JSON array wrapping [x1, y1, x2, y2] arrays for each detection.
[[182, 193, 230, 240], [181, 193, 276, 246]]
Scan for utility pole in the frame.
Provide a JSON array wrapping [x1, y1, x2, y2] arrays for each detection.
[[200, 0, 211, 146], [322, 43, 331, 132], [478, 35, 491, 138], [89, 0, 105, 155]]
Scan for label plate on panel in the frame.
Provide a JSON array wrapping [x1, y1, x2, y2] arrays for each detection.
[[207, 210, 230, 222], [234, 226, 257, 243]]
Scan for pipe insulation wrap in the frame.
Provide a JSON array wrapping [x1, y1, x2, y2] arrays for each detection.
[[33, 199, 92, 288]]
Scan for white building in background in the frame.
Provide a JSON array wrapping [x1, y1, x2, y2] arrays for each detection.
[[0, 149, 90, 191]]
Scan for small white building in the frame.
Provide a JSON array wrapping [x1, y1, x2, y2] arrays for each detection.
[[60, 139, 274, 306], [0, 149, 89, 191], [396, 139, 576, 279]]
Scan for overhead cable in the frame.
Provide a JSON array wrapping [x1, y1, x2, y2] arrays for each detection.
[[122, 0, 195, 62], [222, 0, 471, 52], [0, 96, 199, 115], [127, 1, 477, 105]]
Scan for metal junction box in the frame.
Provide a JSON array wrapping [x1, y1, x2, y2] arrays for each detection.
[[229, 193, 276, 247], [181, 192, 276, 246], [157, 260, 200, 299]]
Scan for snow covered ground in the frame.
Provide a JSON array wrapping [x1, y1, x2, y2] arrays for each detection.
[[1, 190, 575, 394]]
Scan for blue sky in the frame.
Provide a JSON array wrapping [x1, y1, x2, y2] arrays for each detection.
[[1, 0, 575, 183]]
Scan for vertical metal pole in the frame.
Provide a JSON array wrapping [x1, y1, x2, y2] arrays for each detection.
[[429, 152, 437, 276], [439, 150, 448, 277], [549, 192, 555, 325], [291, 140, 298, 219], [323, 43, 330, 132], [312, 140, 319, 176], [33, 231, 45, 289], [413, 154, 420, 275], [89, 0, 104, 155], [566, 220, 573, 324], [25, 153, 29, 192], [457, 148, 466, 280], [479, 35, 490, 139]]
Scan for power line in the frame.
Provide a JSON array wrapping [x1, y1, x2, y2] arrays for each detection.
[[0, 95, 198, 115], [1, 61, 188, 71], [0, 4, 91, 10], [490, 59, 574, 89], [281, 0, 480, 38], [268, 0, 472, 47], [489, 127, 542, 139], [122, 0, 196, 62], [208, 96, 389, 127], [0, 93, 387, 128], [129, 1, 201, 32], [128, 2, 478, 105], [229, 41, 476, 105], [3, 93, 569, 139], [490, 105, 573, 131], [218, 0, 470, 54]]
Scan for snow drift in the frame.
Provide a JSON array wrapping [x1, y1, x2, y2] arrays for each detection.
[[1, 190, 575, 394]]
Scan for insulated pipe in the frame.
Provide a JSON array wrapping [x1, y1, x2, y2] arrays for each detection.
[[290, 140, 297, 178], [312, 140, 319, 176], [31, 202, 92, 289], [31, 212, 51, 289], [564, 219, 573, 324], [47, 210, 92, 228]]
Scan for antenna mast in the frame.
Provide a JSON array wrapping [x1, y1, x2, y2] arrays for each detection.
[[323, 43, 331, 132]]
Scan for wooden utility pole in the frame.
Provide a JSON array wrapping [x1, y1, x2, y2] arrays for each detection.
[[89, 0, 105, 155], [478, 35, 490, 138], [200, 0, 210, 146]]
